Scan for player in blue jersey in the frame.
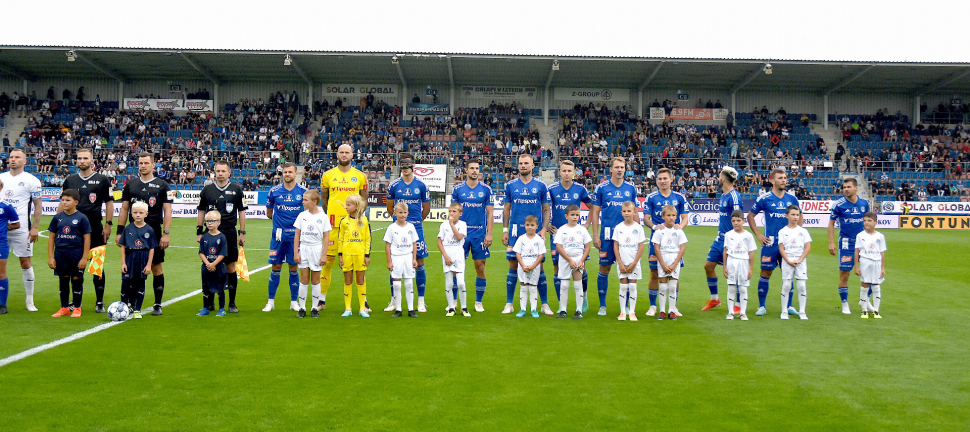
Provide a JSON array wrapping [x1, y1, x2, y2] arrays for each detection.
[[701, 166, 744, 312], [386, 153, 431, 312], [501, 154, 551, 315], [450, 160, 494, 313], [547, 160, 592, 312], [747, 168, 801, 316], [0, 177, 21, 315], [642, 168, 690, 317], [263, 163, 307, 313], [589, 157, 638, 316], [826, 177, 870, 315]]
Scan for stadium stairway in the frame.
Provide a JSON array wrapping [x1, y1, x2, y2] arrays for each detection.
[[2, 113, 30, 142], [296, 165, 305, 184], [812, 124, 842, 161], [532, 115, 560, 171]]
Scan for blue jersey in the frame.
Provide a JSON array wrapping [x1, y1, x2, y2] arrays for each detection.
[[716, 189, 744, 239], [830, 197, 869, 239], [643, 190, 690, 230], [451, 181, 493, 239], [266, 183, 307, 242], [122, 223, 157, 251], [591, 179, 637, 239], [200, 232, 228, 262], [750, 191, 800, 238], [0, 202, 20, 244], [548, 181, 592, 228], [48, 211, 91, 250], [504, 177, 549, 227], [387, 177, 430, 224]]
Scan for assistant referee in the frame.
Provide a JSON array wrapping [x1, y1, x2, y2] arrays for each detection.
[[196, 161, 248, 313]]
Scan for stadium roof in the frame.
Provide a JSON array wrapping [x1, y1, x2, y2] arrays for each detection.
[[2, 45, 969, 95]]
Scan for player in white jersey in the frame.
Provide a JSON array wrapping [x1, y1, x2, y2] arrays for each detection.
[[512, 215, 546, 318], [854, 212, 886, 319], [293, 190, 332, 318], [612, 201, 646, 321], [438, 203, 469, 317], [777, 205, 812, 320], [0, 149, 43, 312], [384, 203, 419, 318], [650, 205, 688, 320], [553, 204, 592, 319], [723, 210, 757, 320]]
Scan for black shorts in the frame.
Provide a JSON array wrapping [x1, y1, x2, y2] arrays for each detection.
[[201, 263, 227, 293], [150, 224, 165, 264], [54, 249, 84, 278], [89, 222, 106, 248], [220, 226, 239, 264]]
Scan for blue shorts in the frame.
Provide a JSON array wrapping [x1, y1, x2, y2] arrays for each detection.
[[706, 236, 725, 264], [838, 237, 856, 271], [0, 241, 8, 260], [598, 238, 617, 266], [414, 224, 429, 260], [464, 236, 490, 260], [268, 239, 296, 265], [760, 244, 781, 271]]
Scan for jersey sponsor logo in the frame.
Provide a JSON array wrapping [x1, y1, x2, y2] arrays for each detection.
[[62, 226, 70, 234], [89, 193, 97, 203], [72, 219, 78, 225], [269, 250, 278, 257], [144, 232, 150, 238], [841, 256, 853, 263], [209, 246, 218, 255], [762, 256, 772, 262], [134, 238, 144, 248]]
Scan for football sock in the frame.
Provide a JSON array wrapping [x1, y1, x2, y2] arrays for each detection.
[[649, 288, 658, 306], [217, 290, 226, 309], [618, 283, 629, 314], [668, 279, 679, 312], [519, 284, 528, 311], [298, 283, 308, 310], [558, 280, 570, 312], [289, 271, 300, 301], [452, 275, 458, 302], [553, 274, 561, 301], [416, 265, 426, 298], [93, 274, 105, 304], [344, 283, 353, 311], [597, 272, 609, 307], [788, 284, 794, 308], [781, 278, 792, 312], [859, 286, 869, 311], [120, 279, 130, 307], [796, 280, 807, 313], [133, 279, 146, 311], [758, 276, 770, 308], [475, 277, 486, 303], [658, 282, 668, 313], [226, 273, 237, 305], [445, 272, 456, 310], [838, 286, 849, 303], [23, 267, 34, 304], [311, 283, 321, 309], [71, 277, 83, 309], [456, 278, 466, 309], [727, 284, 737, 313], [322, 258, 335, 292], [506, 269, 517, 303], [871, 284, 881, 311], [573, 280, 583, 312], [153, 274, 165, 306], [392, 280, 403, 311], [529, 284, 538, 312], [537, 269, 548, 305], [58, 276, 70, 308], [404, 279, 415, 311], [738, 285, 748, 314], [628, 282, 638, 314], [389, 274, 394, 299], [0, 277, 8, 305], [707, 277, 719, 300], [582, 270, 588, 294], [267, 270, 281, 300], [357, 282, 367, 311]]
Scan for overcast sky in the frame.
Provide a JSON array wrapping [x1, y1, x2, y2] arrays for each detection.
[[5, 0, 965, 63]]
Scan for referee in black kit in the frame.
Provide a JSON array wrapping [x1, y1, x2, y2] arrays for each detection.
[[115, 152, 173, 316], [61, 149, 114, 313], [196, 161, 248, 313]]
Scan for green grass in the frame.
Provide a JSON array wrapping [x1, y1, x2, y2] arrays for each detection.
[[1, 217, 968, 431]]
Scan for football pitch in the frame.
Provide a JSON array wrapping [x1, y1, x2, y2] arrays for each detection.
[[1, 217, 967, 431]]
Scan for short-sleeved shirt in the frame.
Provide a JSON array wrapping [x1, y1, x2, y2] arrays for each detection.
[[267, 183, 307, 242], [778, 225, 812, 258], [716, 189, 744, 239], [321, 166, 367, 219], [643, 190, 690, 230], [294, 209, 333, 247], [62, 172, 113, 225], [548, 181, 592, 228], [198, 182, 248, 228], [553, 223, 593, 258], [199, 232, 228, 262], [122, 223, 157, 251], [505, 177, 550, 227], [829, 197, 869, 240], [750, 190, 799, 239], [612, 222, 647, 265], [0, 171, 42, 229], [651, 227, 688, 256], [855, 231, 887, 261], [437, 220, 467, 257], [591, 179, 637, 239], [337, 217, 371, 256], [0, 202, 20, 243], [384, 222, 419, 256], [121, 176, 172, 227], [512, 233, 546, 268], [450, 181, 493, 239], [387, 177, 430, 224], [48, 211, 91, 249], [724, 229, 758, 259]]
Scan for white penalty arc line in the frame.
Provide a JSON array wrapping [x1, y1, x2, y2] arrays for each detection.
[[0, 263, 273, 368]]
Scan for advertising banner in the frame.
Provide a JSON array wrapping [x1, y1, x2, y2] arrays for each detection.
[[554, 87, 631, 102], [663, 108, 729, 121], [460, 86, 538, 100], [688, 213, 899, 229], [406, 103, 450, 115], [413, 164, 447, 192], [322, 84, 399, 98], [43, 202, 269, 219], [899, 215, 970, 229], [880, 201, 970, 215], [123, 98, 214, 111]]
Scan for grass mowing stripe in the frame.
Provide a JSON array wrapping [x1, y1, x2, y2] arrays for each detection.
[[0, 263, 273, 368]]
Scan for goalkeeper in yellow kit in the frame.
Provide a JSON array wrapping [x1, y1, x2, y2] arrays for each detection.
[[337, 194, 371, 317]]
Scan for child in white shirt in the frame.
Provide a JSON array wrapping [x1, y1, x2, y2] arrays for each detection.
[[778, 205, 812, 320], [512, 215, 546, 318], [437, 203, 468, 317], [723, 210, 757, 320], [553, 204, 592, 319], [612, 201, 646, 321], [650, 205, 689, 320], [854, 212, 886, 319], [383, 203, 419, 318]]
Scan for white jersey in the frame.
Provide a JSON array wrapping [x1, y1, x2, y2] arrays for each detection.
[[384, 222, 419, 256], [553, 224, 592, 259], [724, 229, 758, 259], [0, 171, 42, 228], [855, 231, 887, 261], [437, 220, 467, 257], [611, 221, 646, 266], [293, 209, 332, 247], [651, 227, 688, 256], [778, 226, 812, 258], [512, 234, 546, 268]]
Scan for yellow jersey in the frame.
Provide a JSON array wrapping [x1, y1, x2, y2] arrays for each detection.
[[337, 216, 371, 256], [321, 166, 368, 219]]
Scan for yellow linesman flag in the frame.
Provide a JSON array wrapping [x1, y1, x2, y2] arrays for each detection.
[[86, 245, 106, 277], [236, 247, 251, 282]]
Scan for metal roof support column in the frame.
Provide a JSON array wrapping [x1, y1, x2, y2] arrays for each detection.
[[731, 92, 737, 122], [823, 94, 829, 131], [118, 81, 124, 104], [213, 83, 220, 116], [637, 90, 643, 119], [914, 95, 921, 125], [307, 83, 313, 116], [543, 60, 556, 126], [22, 79, 27, 95], [449, 86, 455, 116]]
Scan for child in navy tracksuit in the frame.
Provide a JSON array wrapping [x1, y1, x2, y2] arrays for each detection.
[[47, 189, 91, 317], [121, 202, 156, 319], [198, 210, 228, 317]]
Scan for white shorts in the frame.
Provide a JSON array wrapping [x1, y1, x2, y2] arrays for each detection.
[[441, 252, 465, 274], [390, 254, 415, 279], [9, 228, 32, 258], [557, 256, 584, 280], [518, 265, 541, 286], [617, 261, 642, 281], [781, 260, 808, 280], [657, 253, 681, 279], [297, 244, 323, 271], [859, 258, 884, 284], [725, 256, 751, 287]]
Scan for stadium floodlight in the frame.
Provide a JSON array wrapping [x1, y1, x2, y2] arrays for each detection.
[[391, 55, 399, 64], [764, 63, 773, 75], [552, 59, 560, 71], [66, 50, 77, 62], [283, 54, 292, 66]]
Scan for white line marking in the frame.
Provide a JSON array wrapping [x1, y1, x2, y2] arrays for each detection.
[[0, 264, 272, 368]]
